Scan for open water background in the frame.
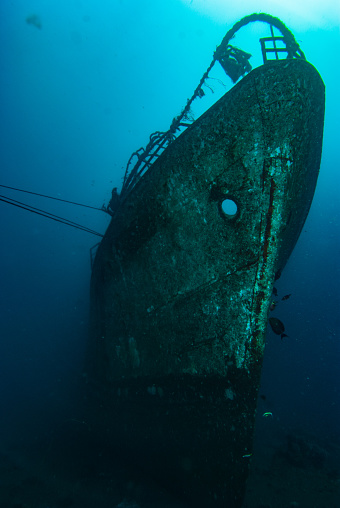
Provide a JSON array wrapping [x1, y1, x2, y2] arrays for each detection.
[[0, 1, 339, 507]]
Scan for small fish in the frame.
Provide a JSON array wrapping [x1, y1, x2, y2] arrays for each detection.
[[269, 300, 277, 311], [273, 287, 278, 297], [26, 14, 42, 29], [268, 317, 288, 340], [281, 294, 291, 301], [262, 412, 273, 417]]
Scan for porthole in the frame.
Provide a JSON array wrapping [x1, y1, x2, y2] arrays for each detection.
[[221, 198, 238, 218]]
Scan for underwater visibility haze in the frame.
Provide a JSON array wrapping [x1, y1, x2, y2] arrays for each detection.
[[0, 1, 339, 507]]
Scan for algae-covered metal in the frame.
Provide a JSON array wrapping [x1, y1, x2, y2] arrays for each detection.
[[88, 58, 324, 507]]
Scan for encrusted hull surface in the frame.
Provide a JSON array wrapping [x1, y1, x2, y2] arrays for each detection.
[[88, 59, 324, 507]]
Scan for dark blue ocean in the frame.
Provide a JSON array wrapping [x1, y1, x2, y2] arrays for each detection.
[[0, 1, 339, 507]]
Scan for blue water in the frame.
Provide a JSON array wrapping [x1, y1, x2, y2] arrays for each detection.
[[0, 2, 339, 507]]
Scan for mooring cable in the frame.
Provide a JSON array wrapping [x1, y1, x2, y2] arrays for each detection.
[[0, 184, 104, 211], [0, 195, 104, 237]]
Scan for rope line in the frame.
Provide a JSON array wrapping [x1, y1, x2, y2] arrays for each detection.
[[0, 195, 104, 237], [0, 184, 104, 211]]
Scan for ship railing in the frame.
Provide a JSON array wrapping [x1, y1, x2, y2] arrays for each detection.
[[110, 14, 305, 210]]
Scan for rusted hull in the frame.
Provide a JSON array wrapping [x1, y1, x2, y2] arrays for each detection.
[[88, 59, 324, 507]]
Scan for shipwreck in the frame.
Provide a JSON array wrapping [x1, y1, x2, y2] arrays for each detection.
[[87, 13, 325, 508]]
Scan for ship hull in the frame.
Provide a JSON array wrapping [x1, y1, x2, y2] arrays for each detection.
[[87, 59, 324, 507]]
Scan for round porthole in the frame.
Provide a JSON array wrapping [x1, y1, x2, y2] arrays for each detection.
[[221, 198, 238, 218]]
